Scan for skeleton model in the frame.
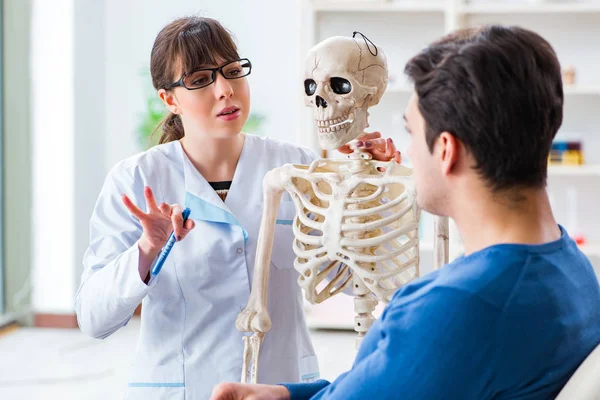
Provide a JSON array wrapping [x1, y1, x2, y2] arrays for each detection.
[[236, 33, 449, 384]]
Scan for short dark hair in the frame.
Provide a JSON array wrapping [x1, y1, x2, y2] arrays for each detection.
[[405, 25, 563, 191]]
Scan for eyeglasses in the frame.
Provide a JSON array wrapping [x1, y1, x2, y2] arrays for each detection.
[[165, 58, 252, 90]]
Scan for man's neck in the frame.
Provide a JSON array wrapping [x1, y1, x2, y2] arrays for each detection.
[[451, 187, 561, 256], [179, 133, 245, 182]]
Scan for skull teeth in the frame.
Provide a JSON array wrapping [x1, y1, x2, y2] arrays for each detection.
[[319, 125, 342, 133], [315, 114, 353, 133]]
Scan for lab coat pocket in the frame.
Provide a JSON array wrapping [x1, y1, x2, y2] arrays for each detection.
[[270, 200, 297, 270], [300, 354, 320, 383]]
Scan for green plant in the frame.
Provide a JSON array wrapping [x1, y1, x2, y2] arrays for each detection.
[[137, 92, 167, 150], [136, 69, 166, 150], [243, 113, 266, 135]]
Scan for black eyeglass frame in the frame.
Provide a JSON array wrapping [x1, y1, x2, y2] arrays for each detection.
[[164, 58, 252, 90]]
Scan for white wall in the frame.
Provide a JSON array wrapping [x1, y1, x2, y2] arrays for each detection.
[[31, 0, 76, 313], [73, 0, 107, 300]]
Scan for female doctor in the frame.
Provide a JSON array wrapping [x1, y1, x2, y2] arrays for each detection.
[[74, 16, 400, 400]]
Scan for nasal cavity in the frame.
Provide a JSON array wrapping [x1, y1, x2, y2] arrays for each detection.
[[316, 96, 328, 109]]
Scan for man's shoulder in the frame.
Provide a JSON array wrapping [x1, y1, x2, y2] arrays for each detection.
[[389, 247, 531, 313], [393, 240, 597, 314], [439, 247, 529, 304]]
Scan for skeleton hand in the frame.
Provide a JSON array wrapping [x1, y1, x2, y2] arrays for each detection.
[[236, 305, 272, 333], [338, 132, 401, 163]]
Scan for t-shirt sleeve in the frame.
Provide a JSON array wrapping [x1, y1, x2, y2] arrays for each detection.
[[279, 380, 331, 400]]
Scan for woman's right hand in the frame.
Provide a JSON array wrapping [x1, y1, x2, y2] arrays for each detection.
[[122, 186, 195, 279]]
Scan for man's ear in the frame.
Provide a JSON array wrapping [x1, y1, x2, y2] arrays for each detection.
[[437, 131, 459, 176], [158, 89, 180, 114]]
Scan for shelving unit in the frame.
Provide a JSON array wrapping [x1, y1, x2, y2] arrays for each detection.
[[301, 0, 600, 329]]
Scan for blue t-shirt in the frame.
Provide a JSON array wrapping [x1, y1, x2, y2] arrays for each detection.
[[283, 225, 600, 399]]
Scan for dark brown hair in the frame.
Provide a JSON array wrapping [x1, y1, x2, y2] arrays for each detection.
[[150, 16, 240, 144], [405, 25, 563, 192]]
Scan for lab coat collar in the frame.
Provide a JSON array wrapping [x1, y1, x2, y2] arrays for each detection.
[[177, 136, 253, 242]]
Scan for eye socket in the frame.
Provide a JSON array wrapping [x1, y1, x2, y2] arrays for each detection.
[[330, 77, 352, 94], [304, 79, 317, 96]]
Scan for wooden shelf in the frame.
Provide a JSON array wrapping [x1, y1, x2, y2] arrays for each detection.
[[311, 1, 445, 13], [460, 2, 600, 15], [548, 165, 600, 177]]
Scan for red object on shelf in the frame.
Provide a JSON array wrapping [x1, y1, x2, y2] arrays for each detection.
[[573, 235, 587, 246]]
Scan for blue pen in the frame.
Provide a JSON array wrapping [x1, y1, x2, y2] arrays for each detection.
[[151, 207, 191, 277]]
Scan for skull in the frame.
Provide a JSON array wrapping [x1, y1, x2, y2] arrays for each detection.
[[304, 35, 388, 150]]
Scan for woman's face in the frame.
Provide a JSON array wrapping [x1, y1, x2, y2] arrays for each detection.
[[160, 58, 251, 139]]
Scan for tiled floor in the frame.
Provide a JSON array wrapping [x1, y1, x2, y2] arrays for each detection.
[[0, 318, 357, 399]]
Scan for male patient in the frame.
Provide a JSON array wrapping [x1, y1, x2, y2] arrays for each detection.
[[211, 25, 600, 400]]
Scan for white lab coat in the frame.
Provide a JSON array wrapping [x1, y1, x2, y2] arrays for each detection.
[[74, 134, 321, 400]]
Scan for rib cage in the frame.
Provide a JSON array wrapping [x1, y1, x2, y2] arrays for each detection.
[[281, 159, 421, 304]]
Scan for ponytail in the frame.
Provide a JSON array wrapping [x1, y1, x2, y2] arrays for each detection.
[[157, 113, 184, 144]]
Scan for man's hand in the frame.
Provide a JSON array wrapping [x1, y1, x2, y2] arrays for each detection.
[[210, 382, 291, 400], [337, 132, 401, 163]]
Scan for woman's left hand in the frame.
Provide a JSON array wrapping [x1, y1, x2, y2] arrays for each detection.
[[337, 132, 401, 163]]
